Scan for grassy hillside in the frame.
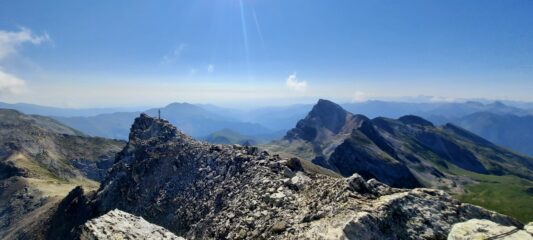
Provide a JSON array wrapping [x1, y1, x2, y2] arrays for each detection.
[[448, 165, 533, 223], [204, 129, 259, 145]]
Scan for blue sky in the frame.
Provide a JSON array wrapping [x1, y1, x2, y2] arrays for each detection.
[[0, 0, 532, 107]]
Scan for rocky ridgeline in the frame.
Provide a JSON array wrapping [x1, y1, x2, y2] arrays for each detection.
[[53, 114, 528, 239]]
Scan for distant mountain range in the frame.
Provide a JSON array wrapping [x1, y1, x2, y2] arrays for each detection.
[[451, 112, 533, 156], [2, 100, 533, 156], [0, 104, 532, 239], [198, 100, 533, 142], [263, 99, 533, 221], [53, 103, 276, 140], [0, 102, 146, 117]]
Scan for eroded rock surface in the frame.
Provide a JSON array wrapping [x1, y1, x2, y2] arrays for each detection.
[[448, 219, 533, 240], [81, 209, 184, 240], [526, 222, 533, 235]]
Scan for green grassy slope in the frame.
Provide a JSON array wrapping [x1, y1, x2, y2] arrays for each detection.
[[446, 164, 533, 223]]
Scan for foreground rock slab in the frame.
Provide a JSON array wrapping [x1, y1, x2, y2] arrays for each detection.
[[448, 219, 533, 240], [81, 209, 185, 240]]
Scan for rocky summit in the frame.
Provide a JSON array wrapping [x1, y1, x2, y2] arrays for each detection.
[[47, 113, 530, 239]]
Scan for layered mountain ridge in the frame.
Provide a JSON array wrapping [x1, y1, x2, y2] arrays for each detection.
[[452, 112, 533, 156], [1, 106, 533, 239], [54, 102, 275, 140], [7, 99, 533, 157], [38, 113, 529, 239], [270, 99, 533, 185], [264, 100, 533, 221]]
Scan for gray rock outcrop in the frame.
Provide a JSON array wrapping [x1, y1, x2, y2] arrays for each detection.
[[81, 209, 184, 240], [526, 222, 533, 235], [448, 219, 533, 240]]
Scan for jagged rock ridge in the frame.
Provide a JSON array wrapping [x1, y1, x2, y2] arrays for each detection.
[[47, 113, 526, 239]]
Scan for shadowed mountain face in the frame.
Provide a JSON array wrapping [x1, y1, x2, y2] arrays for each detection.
[[266, 100, 533, 191], [274, 100, 369, 166], [0, 109, 125, 238], [285, 99, 356, 142]]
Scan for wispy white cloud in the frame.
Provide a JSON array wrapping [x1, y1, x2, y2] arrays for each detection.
[[207, 64, 214, 73], [352, 91, 367, 102], [0, 28, 49, 97], [0, 69, 26, 95], [0, 27, 50, 60], [285, 73, 307, 92], [429, 95, 459, 103], [161, 43, 186, 64]]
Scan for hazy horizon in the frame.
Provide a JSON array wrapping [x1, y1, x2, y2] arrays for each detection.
[[1, 1, 532, 107], [1, 95, 531, 111]]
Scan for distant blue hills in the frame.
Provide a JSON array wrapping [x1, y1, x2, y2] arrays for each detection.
[[1, 100, 533, 156]]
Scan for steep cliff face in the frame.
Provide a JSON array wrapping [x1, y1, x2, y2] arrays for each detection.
[[285, 99, 353, 141], [329, 131, 420, 188], [46, 113, 525, 240], [281, 99, 368, 161]]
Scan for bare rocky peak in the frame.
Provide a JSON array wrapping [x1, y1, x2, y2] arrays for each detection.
[[304, 99, 349, 134], [128, 113, 187, 143], [284, 99, 367, 142], [272, 99, 533, 195], [43, 113, 525, 240]]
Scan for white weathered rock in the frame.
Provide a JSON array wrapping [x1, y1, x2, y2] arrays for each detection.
[[80, 209, 185, 240], [448, 219, 533, 240], [289, 172, 311, 189], [302, 188, 524, 240], [526, 222, 533, 235]]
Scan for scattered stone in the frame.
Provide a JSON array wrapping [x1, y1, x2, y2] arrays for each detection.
[[346, 173, 372, 194], [271, 221, 287, 233]]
